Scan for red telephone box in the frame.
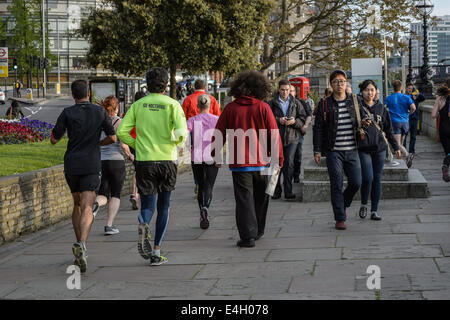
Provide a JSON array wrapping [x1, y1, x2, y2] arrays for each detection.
[[289, 77, 310, 100]]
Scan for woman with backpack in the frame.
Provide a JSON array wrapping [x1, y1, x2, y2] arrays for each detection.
[[357, 80, 402, 221]]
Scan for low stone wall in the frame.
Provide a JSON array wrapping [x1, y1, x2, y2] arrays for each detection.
[[0, 150, 191, 245], [420, 101, 438, 141]]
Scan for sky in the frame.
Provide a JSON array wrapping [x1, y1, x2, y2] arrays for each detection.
[[431, 0, 450, 17]]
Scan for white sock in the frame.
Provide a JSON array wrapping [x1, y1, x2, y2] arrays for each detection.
[[153, 249, 160, 257]]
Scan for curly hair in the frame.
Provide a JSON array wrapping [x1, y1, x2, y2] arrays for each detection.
[[228, 70, 272, 101], [100, 95, 119, 116]]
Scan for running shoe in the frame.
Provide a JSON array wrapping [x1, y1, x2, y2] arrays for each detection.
[[92, 201, 99, 218], [406, 153, 415, 168], [130, 195, 139, 210], [442, 165, 450, 182], [138, 222, 152, 260], [104, 225, 120, 235], [72, 241, 87, 273], [150, 254, 168, 266], [200, 208, 209, 229]]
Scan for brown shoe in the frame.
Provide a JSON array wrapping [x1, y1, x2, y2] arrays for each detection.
[[335, 221, 347, 230]]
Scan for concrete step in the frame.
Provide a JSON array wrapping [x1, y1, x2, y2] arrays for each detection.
[[298, 169, 430, 202], [303, 157, 409, 181]]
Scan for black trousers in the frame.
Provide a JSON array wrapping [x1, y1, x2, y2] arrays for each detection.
[[191, 163, 219, 210], [231, 171, 269, 241]]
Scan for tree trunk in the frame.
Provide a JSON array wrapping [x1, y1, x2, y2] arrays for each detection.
[[169, 63, 177, 99]]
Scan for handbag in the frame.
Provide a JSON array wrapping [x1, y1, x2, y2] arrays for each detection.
[[353, 94, 387, 153]]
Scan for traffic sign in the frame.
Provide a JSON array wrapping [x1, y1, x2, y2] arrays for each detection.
[[0, 47, 8, 59], [0, 47, 8, 77]]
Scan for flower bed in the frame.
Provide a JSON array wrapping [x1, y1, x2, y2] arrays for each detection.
[[0, 119, 54, 145]]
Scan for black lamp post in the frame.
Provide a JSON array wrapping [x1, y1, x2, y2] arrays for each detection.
[[407, 35, 413, 84], [415, 0, 434, 98]]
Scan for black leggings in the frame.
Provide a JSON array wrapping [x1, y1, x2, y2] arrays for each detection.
[[440, 125, 450, 166], [98, 160, 126, 198], [191, 163, 219, 210]]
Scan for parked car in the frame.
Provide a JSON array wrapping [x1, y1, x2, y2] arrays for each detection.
[[0, 88, 5, 104]]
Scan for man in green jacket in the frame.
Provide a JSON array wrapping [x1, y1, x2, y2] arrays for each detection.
[[117, 67, 187, 266]]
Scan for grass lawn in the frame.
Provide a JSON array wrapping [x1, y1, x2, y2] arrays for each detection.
[[0, 138, 68, 177]]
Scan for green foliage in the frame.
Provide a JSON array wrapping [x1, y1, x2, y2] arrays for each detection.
[[78, 0, 274, 98], [308, 89, 319, 106], [0, 138, 68, 177], [259, 0, 419, 79]]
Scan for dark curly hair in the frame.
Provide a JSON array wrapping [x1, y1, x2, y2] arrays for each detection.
[[228, 70, 272, 101], [146, 67, 169, 93]]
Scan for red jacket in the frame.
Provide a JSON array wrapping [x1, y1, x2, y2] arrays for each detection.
[[182, 90, 222, 120], [214, 96, 283, 168]]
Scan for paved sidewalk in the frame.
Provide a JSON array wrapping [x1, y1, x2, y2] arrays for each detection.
[[0, 133, 449, 300]]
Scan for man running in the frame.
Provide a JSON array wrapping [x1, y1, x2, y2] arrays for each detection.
[[384, 80, 416, 167], [117, 67, 188, 266], [51, 80, 116, 273]]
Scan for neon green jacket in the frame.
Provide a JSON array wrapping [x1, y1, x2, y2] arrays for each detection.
[[117, 93, 188, 161]]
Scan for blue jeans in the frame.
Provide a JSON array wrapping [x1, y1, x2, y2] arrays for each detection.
[[359, 151, 385, 213], [326, 150, 362, 221], [139, 191, 171, 247], [293, 136, 304, 179], [275, 143, 298, 195], [403, 118, 418, 154]]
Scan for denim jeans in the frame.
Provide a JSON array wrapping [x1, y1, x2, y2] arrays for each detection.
[[359, 150, 385, 213], [275, 143, 298, 195], [139, 191, 171, 246], [326, 150, 362, 221], [403, 118, 418, 154], [293, 136, 304, 180]]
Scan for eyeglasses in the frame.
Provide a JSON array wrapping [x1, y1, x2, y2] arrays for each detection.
[[331, 80, 347, 85]]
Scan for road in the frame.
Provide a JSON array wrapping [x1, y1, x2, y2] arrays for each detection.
[[0, 96, 73, 124]]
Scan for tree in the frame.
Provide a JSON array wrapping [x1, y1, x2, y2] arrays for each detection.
[[259, 0, 419, 80], [79, 0, 274, 98], [7, 0, 55, 87]]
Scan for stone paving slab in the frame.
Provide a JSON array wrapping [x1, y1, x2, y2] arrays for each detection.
[[314, 259, 439, 276], [0, 132, 449, 299], [209, 277, 292, 296], [421, 290, 450, 300], [194, 261, 313, 280], [342, 245, 443, 260], [250, 292, 376, 300]]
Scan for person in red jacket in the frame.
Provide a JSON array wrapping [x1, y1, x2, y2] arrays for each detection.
[[214, 70, 283, 248], [182, 79, 221, 120]]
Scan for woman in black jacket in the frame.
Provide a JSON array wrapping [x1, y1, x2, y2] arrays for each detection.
[[358, 80, 402, 221]]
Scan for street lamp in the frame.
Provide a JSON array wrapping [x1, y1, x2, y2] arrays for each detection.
[[415, 0, 434, 98]]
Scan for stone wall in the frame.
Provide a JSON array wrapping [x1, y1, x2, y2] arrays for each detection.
[[420, 101, 438, 141], [0, 150, 191, 245]]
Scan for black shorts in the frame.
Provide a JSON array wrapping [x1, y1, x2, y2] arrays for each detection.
[[135, 161, 177, 196], [98, 160, 126, 198], [65, 173, 101, 194]]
